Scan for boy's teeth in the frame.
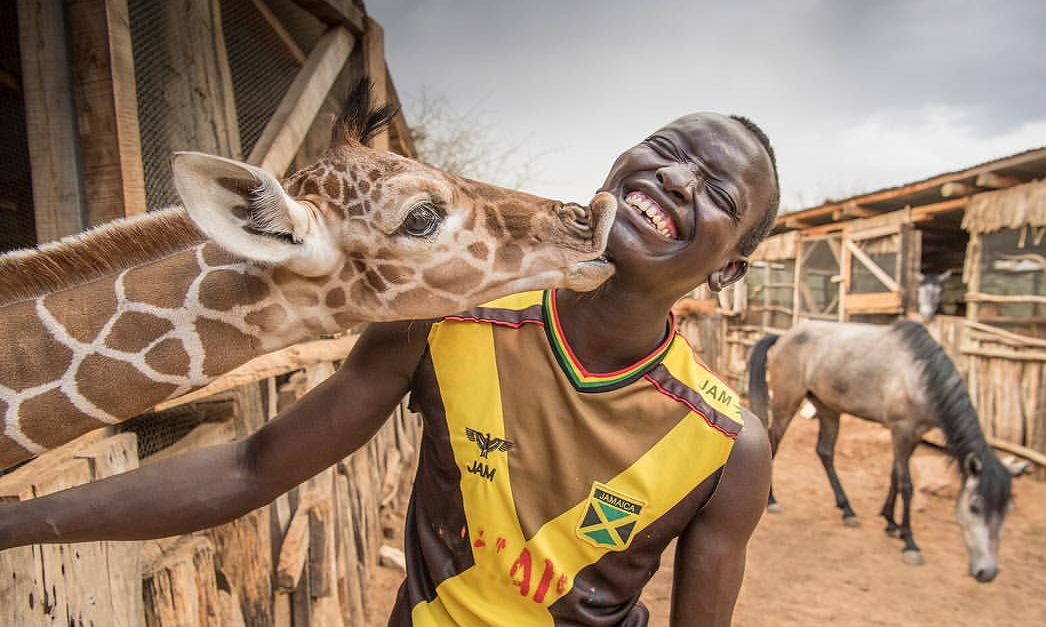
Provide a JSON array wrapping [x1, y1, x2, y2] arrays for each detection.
[[625, 192, 676, 239]]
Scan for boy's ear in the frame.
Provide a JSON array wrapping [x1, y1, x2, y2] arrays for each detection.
[[708, 259, 749, 292]]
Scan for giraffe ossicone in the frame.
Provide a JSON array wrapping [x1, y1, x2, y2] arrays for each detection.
[[0, 80, 616, 469]]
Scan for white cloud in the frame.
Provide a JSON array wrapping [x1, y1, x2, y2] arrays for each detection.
[[777, 106, 1046, 209]]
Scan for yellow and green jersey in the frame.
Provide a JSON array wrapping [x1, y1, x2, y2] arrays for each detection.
[[390, 290, 743, 627]]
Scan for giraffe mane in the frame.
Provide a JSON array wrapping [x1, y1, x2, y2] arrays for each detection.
[[0, 208, 206, 307], [333, 77, 399, 146]]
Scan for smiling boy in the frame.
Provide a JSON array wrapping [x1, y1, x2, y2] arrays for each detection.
[[0, 113, 779, 627]]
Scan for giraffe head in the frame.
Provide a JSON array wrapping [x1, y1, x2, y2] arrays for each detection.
[[172, 81, 615, 325]]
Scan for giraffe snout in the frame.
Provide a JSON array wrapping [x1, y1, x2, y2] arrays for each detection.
[[557, 203, 594, 238]]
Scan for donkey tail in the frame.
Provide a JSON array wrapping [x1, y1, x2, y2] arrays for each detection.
[[747, 334, 780, 428]]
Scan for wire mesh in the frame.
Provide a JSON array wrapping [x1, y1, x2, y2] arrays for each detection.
[[116, 401, 234, 459], [0, 2, 38, 252], [127, 0, 302, 211], [127, 0, 179, 210], [221, 0, 302, 159]]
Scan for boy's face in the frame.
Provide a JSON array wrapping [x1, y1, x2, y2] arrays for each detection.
[[599, 113, 774, 299]]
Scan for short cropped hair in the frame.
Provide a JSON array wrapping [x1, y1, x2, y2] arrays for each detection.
[[729, 115, 780, 256]]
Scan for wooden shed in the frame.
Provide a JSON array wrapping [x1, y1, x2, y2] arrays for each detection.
[[678, 147, 1046, 473], [1, 1, 424, 626]]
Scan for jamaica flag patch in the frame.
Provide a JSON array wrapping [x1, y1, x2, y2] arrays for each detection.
[[576, 482, 646, 551]]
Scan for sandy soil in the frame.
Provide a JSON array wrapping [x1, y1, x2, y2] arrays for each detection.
[[365, 415, 1046, 626]]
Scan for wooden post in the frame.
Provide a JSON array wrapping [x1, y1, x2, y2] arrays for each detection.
[[17, 0, 86, 241], [66, 0, 147, 225], [248, 27, 355, 176], [150, 0, 241, 163], [362, 17, 388, 151]]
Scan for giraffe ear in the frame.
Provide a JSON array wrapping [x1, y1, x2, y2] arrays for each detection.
[[171, 151, 343, 276]]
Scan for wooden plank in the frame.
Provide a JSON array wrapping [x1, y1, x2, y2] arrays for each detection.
[[74, 434, 143, 627], [249, 0, 306, 63], [966, 320, 1046, 348], [362, 17, 388, 151], [18, 0, 85, 241], [277, 495, 312, 591], [845, 291, 902, 312], [960, 343, 1046, 362], [248, 27, 354, 175], [293, 0, 365, 34], [308, 498, 334, 597], [66, 0, 147, 225], [143, 536, 222, 627], [911, 197, 968, 222], [845, 238, 900, 292], [965, 292, 1046, 304]]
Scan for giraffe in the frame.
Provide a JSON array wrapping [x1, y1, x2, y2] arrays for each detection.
[[0, 81, 616, 469]]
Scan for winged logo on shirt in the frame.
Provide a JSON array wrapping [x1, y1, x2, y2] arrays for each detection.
[[465, 428, 514, 459]]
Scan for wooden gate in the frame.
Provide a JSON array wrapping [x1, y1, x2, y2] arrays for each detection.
[[841, 219, 921, 319], [794, 233, 842, 322]]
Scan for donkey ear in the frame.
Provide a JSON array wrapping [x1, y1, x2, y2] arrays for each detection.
[[1001, 455, 1031, 477], [938, 269, 953, 282], [171, 152, 343, 277], [963, 452, 983, 477]]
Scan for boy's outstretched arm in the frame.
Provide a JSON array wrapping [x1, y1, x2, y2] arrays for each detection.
[[669, 408, 771, 627], [0, 320, 430, 549]]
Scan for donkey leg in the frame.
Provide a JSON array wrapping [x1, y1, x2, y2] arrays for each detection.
[[812, 407, 859, 526], [880, 467, 901, 537], [766, 389, 805, 514], [891, 431, 923, 565]]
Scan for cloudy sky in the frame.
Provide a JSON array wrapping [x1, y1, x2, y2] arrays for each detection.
[[368, 0, 1046, 211]]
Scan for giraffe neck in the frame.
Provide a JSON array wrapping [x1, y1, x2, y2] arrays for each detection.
[[0, 239, 355, 466]]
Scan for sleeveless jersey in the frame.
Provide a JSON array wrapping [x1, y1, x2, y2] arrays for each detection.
[[389, 290, 743, 627]]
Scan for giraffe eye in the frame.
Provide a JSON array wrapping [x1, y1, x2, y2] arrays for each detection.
[[401, 202, 442, 237]]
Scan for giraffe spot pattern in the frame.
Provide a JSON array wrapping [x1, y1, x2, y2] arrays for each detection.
[[377, 264, 413, 285], [389, 288, 456, 314], [422, 259, 484, 294], [325, 287, 346, 308], [201, 242, 236, 267], [20, 389, 105, 449], [105, 312, 174, 353], [198, 270, 271, 311], [145, 338, 191, 376], [42, 284, 118, 344], [0, 305, 74, 392], [494, 244, 524, 273], [323, 174, 341, 199], [245, 304, 289, 334], [124, 252, 200, 309], [467, 242, 489, 261], [77, 355, 180, 414], [196, 318, 257, 378]]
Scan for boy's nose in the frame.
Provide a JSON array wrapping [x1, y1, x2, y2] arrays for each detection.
[[655, 163, 695, 204]]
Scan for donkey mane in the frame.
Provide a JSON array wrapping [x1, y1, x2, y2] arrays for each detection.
[[0, 208, 204, 307], [892, 320, 1012, 514]]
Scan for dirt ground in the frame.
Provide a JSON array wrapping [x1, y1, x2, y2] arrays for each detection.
[[364, 415, 1046, 626]]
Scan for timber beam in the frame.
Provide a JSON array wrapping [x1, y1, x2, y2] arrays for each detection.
[[831, 200, 879, 221], [940, 181, 977, 197], [248, 27, 355, 176], [975, 172, 1023, 189], [293, 0, 365, 35]]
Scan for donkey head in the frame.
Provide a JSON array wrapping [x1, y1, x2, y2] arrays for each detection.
[[955, 452, 1026, 582], [916, 269, 952, 322]]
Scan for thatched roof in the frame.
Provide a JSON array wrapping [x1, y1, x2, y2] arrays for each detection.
[[751, 231, 798, 261], [963, 179, 1046, 234]]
